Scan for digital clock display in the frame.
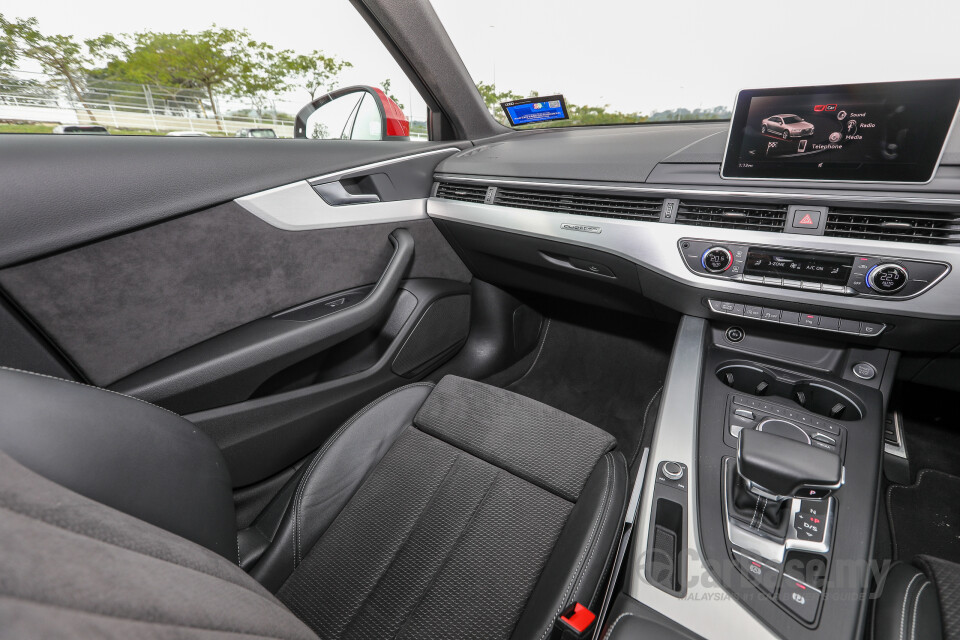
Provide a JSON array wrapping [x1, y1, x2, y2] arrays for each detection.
[[745, 249, 853, 285]]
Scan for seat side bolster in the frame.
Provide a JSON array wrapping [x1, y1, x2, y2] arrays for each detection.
[[250, 382, 435, 592], [510, 451, 628, 640], [0, 367, 236, 561], [873, 561, 943, 640]]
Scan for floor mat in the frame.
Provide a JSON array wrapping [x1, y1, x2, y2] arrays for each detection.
[[484, 311, 675, 468], [888, 469, 960, 564]]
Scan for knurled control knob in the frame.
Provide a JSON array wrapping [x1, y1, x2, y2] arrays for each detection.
[[662, 461, 684, 480], [867, 263, 908, 294], [701, 247, 733, 273]]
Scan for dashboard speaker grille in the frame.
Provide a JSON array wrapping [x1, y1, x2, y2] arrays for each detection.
[[675, 200, 787, 232], [825, 208, 960, 245], [435, 182, 488, 203], [492, 187, 662, 221]]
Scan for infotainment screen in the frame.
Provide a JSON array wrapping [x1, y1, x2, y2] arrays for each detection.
[[744, 249, 853, 285], [721, 79, 960, 183], [500, 95, 569, 126]]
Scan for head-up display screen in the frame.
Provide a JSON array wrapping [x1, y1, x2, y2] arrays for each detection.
[[721, 79, 960, 183], [501, 95, 569, 126]]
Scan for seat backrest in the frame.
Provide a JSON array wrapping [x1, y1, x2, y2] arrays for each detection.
[[0, 366, 237, 560]]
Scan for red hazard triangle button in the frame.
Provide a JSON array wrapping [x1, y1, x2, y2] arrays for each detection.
[[792, 210, 821, 229]]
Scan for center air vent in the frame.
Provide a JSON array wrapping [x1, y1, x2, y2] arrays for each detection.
[[492, 187, 662, 221], [675, 200, 787, 232], [435, 182, 488, 203], [825, 208, 960, 245]]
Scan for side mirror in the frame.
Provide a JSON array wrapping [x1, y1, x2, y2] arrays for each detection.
[[294, 85, 410, 140]]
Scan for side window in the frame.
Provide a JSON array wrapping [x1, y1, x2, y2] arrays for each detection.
[[0, 5, 427, 140]]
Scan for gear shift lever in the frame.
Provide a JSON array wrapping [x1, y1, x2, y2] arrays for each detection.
[[729, 429, 842, 538], [737, 429, 843, 500]]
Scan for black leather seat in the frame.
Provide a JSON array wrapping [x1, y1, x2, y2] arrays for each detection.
[[0, 367, 626, 639], [873, 557, 960, 640]]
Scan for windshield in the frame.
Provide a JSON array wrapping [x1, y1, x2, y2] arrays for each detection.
[[431, 0, 960, 128]]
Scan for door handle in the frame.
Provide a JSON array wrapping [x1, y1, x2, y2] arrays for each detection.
[[312, 180, 381, 205]]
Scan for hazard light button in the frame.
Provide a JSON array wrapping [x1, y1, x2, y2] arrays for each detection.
[[792, 210, 822, 229]]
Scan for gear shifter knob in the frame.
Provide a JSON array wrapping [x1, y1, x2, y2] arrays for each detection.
[[737, 429, 842, 501]]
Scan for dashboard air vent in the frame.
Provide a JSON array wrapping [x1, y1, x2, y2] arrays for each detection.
[[825, 208, 960, 246], [676, 200, 787, 232], [435, 182, 488, 203], [492, 187, 662, 221]]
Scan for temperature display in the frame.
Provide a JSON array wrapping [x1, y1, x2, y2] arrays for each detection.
[[745, 249, 853, 285]]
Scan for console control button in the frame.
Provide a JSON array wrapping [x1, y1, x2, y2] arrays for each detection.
[[801, 282, 822, 291], [734, 409, 755, 420], [779, 310, 800, 324], [743, 274, 765, 284], [800, 314, 819, 327], [662, 461, 684, 480], [744, 305, 763, 319], [838, 319, 861, 334], [725, 326, 745, 343], [762, 308, 781, 321], [818, 316, 840, 331], [867, 263, 908, 294], [779, 577, 821, 623], [702, 247, 733, 273], [852, 362, 877, 380], [733, 551, 779, 595], [782, 278, 803, 288], [860, 322, 884, 336]]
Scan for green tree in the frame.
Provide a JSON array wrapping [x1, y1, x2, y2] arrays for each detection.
[[288, 51, 352, 101], [0, 15, 100, 119], [476, 81, 523, 124], [229, 40, 292, 118]]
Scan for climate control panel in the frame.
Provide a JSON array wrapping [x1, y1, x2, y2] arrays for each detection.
[[679, 238, 949, 299]]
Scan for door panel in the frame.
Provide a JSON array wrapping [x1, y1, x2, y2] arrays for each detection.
[[0, 137, 462, 268], [0, 207, 468, 386], [0, 137, 477, 489]]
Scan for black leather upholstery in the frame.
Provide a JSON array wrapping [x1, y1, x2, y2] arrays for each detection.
[[250, 382, 435, 591], [0, 366, 236, 561], [0, 369, 627, 640], [874, 560, 946, 640]]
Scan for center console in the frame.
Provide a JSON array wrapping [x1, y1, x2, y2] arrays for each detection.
[[624, 316, 893, 640]]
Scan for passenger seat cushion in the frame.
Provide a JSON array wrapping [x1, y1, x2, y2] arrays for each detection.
[[415, 375, 618, 501], [275, 375, 623, 640], [0, 449, 317, 640]]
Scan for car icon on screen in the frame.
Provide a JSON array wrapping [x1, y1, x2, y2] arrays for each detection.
[[761, 114, 815, 139]]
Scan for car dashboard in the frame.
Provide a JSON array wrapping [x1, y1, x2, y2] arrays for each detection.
[[426, 118, 960, 640]]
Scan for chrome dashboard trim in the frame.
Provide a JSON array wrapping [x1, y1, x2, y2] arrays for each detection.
[[235, 148, 460, 231], [626, 317, 778, 640], [427, 197, 960, 320]]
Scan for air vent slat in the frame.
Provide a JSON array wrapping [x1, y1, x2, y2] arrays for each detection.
[[434, 182, 488, 203], [435, 181, 663, 221], [826, 208, 960, 246], [676, 200, 787, 232]]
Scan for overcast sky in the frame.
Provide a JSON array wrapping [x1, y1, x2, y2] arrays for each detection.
[[8, 0, 960, 117]]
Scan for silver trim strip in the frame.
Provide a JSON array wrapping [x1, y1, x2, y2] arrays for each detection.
[[434, 173, 960, 206], [884, 410, 908, 459], [235, 148, 460, 231], [427, 199, 960, 320], [626, 317, 778, 640]]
